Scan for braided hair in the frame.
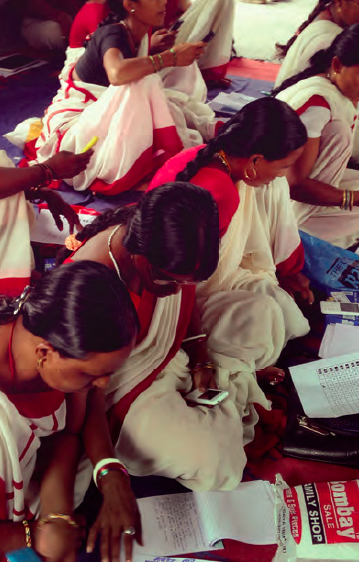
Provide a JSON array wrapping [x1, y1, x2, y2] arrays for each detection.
[[272, 23, 359, 96], [77, 182, 220, 281], [276, 0, 332, 58], [175, 97, 308, 183]]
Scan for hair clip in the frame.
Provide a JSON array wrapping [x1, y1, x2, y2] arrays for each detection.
[[13, 286, 32, 316]]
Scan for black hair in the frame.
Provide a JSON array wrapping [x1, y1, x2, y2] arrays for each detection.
[[276, 0, 332, 58], [98, 0, 135, 27], [175, 97, 308, 183], [273, 23, 359, 96], [0, 261, 139, 359], [77, 182, 220, 281]]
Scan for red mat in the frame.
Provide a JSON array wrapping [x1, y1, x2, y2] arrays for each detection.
[[227, 57, 280, 82]]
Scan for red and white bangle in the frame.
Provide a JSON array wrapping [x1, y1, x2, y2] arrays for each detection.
[[93, 458, 129, 489]]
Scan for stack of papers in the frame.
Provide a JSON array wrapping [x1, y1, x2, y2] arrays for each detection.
[[208, 92, 256, 115]]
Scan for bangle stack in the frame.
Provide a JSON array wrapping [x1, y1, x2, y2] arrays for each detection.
[[37, 513, 78, 531], [23, 519, 32, 547], [340, 190, 354, 211], [93, 458, 129, 490], [36, 162, 54, 187], [169, 48, 177, 67], [149, 55, 158, 73], [190, 360, 215, 375]]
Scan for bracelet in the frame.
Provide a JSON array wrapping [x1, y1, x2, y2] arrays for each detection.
[[28, 186, 45, 204], [350, 190, 354, 211], [340, 190, 351, 211], [191, 360, 215, 374], [36, 163, 54, 187], [182, 334, 207, 344], [156, 53, 164, 70], [149, 55, 158, 73], [93, 458, 129, 489], [23, 520, 32, 548], [37, 513, 78, 530], [169, 47, 177, 67]]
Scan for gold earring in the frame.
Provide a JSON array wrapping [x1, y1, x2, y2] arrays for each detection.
[[37, 357, 45, 370], [244, 168, 257, 181]]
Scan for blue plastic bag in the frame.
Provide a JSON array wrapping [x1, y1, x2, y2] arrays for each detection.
[[300, 231, 359, 295]]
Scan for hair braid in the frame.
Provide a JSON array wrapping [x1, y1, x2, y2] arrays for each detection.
[[175, 141, 220, 182], [276, 0, 332, 58], [272, 46, 333, 95], [76, 206, 136, 242]]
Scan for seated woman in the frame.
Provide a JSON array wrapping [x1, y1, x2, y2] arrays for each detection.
[[148, 97, 311, 362], [0, 261, 141, 562], [273, 24, 359, 249], [275, 0, 359, 88], [69, 0, 234, 84], [0, 149, 91, 297], [274, 0, 359, 160], [63, 176, 303, 491], [32, 0, 218, 196]]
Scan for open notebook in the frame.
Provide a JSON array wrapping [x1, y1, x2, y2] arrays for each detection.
[[132, 480, 276, 557]]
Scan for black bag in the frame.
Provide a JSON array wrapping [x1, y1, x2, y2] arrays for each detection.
[[283, 388, 359, 467]]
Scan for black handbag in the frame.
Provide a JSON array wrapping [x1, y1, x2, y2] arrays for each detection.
[[283, 387, 359, 467]]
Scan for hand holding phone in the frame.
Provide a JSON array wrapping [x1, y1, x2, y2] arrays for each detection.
[[185, 388, 229, 406]]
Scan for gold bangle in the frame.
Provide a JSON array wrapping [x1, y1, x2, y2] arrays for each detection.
[[149, 55, 158, 73], [350, 190, 354, 211], [169, 47, 177, 67], [23, 519, 32, 548], [37, 513, 78, 530], [156, 53, 164, 70], [340, 190, 347, 210]]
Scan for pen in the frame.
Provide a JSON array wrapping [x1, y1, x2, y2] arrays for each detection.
[[260, 90, 272, 96], [80, 136, 99, 153]]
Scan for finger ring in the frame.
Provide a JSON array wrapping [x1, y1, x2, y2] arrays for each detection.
[[124, 526, 136, 536], [270, 379, 279, 386]]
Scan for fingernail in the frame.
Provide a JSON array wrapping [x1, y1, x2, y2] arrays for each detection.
[[86, 547, 92, 553]]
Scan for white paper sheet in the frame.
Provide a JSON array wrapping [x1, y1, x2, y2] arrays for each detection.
[[196, 480, 276, 546], [319, 324, 359, 359], [133, 493, 220, 557], [208, 92, 255, 114], [290, 352, 359, 418], [131, 481, 276, 558]]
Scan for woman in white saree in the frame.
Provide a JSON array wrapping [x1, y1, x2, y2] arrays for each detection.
[[274, 24, 359, 248]]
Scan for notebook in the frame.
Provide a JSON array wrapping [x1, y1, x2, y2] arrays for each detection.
[[132, 480, 276, 557]]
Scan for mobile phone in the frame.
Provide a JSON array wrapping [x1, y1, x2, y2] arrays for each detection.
[[320, 301, 359, 316], [6, 549, 42, 562], [169, 19, 184, 32], [185, 388, 229, 406], [202, 30, 215, 43]]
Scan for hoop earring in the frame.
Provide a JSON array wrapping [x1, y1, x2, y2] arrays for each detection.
[[244, 168, 257, 181], [37, 357, 45, 370]]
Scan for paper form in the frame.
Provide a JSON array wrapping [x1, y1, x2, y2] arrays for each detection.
[[290, 352, 359, 418]]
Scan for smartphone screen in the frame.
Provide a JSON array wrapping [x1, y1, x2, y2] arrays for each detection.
[[197, 389, 222, 401], [340, 303, 359, 313]]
